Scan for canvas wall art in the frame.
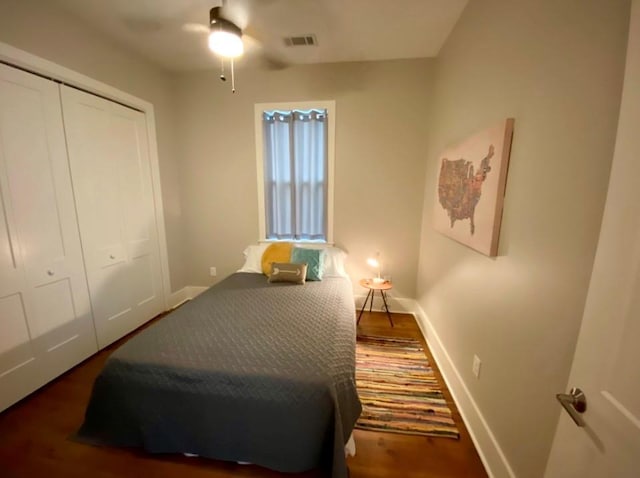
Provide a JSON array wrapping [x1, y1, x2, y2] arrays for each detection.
[[433, 118, 514, 256]]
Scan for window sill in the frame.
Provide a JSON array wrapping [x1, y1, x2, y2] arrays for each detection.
[[258, 239, 334, 246]]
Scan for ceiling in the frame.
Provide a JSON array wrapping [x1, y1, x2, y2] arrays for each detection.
[[52, 0, 468, 71]]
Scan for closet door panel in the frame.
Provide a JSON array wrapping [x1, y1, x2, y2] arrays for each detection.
[[0, 178, 15, 275], [0, 290, 40, 412], [62, 93, 133, 346], [89, 265, 134, 342], [0, 153, 22, 296], [1, 83, 63, 266], [30, 279, 78, 338], [0, 109, 37, 404], [115, 110, 162, 315], [0, 297, 39, 412], [63, 102, 125, 271], [0, 64, 97, 411], [62, 86, 164, 349], [0, 293, 33, 373]]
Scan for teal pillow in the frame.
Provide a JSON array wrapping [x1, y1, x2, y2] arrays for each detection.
[[290, 248, 324, 281]]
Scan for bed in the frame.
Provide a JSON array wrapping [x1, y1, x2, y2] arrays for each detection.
[[77, 272, 362, 478]]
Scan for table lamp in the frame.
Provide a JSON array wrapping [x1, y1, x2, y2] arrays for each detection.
[[367, 253, 384, 284]]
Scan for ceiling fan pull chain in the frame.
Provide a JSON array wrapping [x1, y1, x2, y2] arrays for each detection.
[[231, 58, 236, 93], [220, 57, 226, 81]]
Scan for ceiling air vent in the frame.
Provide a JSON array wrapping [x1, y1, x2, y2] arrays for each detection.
[[284, 35, 317, 47]]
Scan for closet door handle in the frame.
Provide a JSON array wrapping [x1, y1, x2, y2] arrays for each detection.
[[556, 387, 587, 427], [109, 254, 115, 259], [47, 270, 55, 276]]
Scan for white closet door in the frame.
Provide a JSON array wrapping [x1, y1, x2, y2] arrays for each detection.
[[61, 86, 164, 349], [0, 64, 97, 411]]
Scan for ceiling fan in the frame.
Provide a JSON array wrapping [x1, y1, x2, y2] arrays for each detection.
[[207, 4, 243, 92], [182, 0, 284, 93]]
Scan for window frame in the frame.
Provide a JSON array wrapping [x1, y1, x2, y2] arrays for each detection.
[[254, 100, 336, 244]]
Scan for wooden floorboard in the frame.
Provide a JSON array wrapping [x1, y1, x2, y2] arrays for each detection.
[[0, 310, 487, 478]]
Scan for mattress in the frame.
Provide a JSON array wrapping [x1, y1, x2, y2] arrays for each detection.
[[77, 272, 362, 478]]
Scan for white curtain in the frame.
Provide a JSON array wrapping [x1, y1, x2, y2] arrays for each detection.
[[263, 109, 327, 240]]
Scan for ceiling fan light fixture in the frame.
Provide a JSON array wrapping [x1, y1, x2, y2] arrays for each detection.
[[208, 6, 244, 59], [208, 30, 243, 58]]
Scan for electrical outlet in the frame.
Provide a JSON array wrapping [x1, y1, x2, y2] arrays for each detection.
[[472, 355, 482, 379], [209, 266, 217, 277]]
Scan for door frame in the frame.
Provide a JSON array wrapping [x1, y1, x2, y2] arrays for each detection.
[[0, 41, 172, 311]]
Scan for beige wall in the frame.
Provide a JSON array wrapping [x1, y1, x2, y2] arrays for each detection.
[[0, 0, 187, 292], [175, 59, 433, 296], [416, 0, 630, 476]]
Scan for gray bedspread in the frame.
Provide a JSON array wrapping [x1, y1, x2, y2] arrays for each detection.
[[77, 272, 361, 477]]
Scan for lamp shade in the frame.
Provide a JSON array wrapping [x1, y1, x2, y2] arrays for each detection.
[[367, 253, 384, 282], [208, 30, 244, 58], [366, 257, 380, 269]]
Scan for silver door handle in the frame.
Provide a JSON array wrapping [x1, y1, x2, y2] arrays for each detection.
[[556, 387, 587, 427], [47, 270, 55, 276]]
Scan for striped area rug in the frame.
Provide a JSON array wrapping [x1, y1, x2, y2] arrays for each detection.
[[355, 335, 460, 439]]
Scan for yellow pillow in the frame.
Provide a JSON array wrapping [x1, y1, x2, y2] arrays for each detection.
[[261, 242, 293, 275]]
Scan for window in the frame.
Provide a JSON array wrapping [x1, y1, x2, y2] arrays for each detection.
[[254, 101, 335, 242]]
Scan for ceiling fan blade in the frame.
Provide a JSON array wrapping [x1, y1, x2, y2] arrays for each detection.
[[260, 54, 289, 71], [118, 0, 216, 33], [243, 33, 289, 70], [182, 22, 210, 34]]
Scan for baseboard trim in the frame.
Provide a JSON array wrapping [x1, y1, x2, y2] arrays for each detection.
[[167, 288, 189, 309], [413, 302, 515, 478], [167, 286, 208, 309], [185, 286, 207, 298], [354, 294, 415, 315]]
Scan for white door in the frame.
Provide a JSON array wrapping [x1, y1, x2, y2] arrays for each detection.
[[61, 86, 164, 349], [0, 64, 97, 412], [544, 3, 640, 476]]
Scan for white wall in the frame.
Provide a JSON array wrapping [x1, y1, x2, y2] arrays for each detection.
[[0, 0, 187, 292], [416, 0, 631, 476], [175, 59, 434, 298]]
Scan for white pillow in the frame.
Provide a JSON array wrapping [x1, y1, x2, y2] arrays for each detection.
[[237, 243, 269, 273], [293, 245, 348, 278], [323, 247, 348, 277]]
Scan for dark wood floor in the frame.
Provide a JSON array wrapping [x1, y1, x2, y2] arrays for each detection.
[[0, 311, 487, 478]]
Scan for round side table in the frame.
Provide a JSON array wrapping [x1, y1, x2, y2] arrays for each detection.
[[357, 278, 394, 327]]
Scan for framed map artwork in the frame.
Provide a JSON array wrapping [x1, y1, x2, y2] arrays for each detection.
[[433, 118, 514, 257]]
